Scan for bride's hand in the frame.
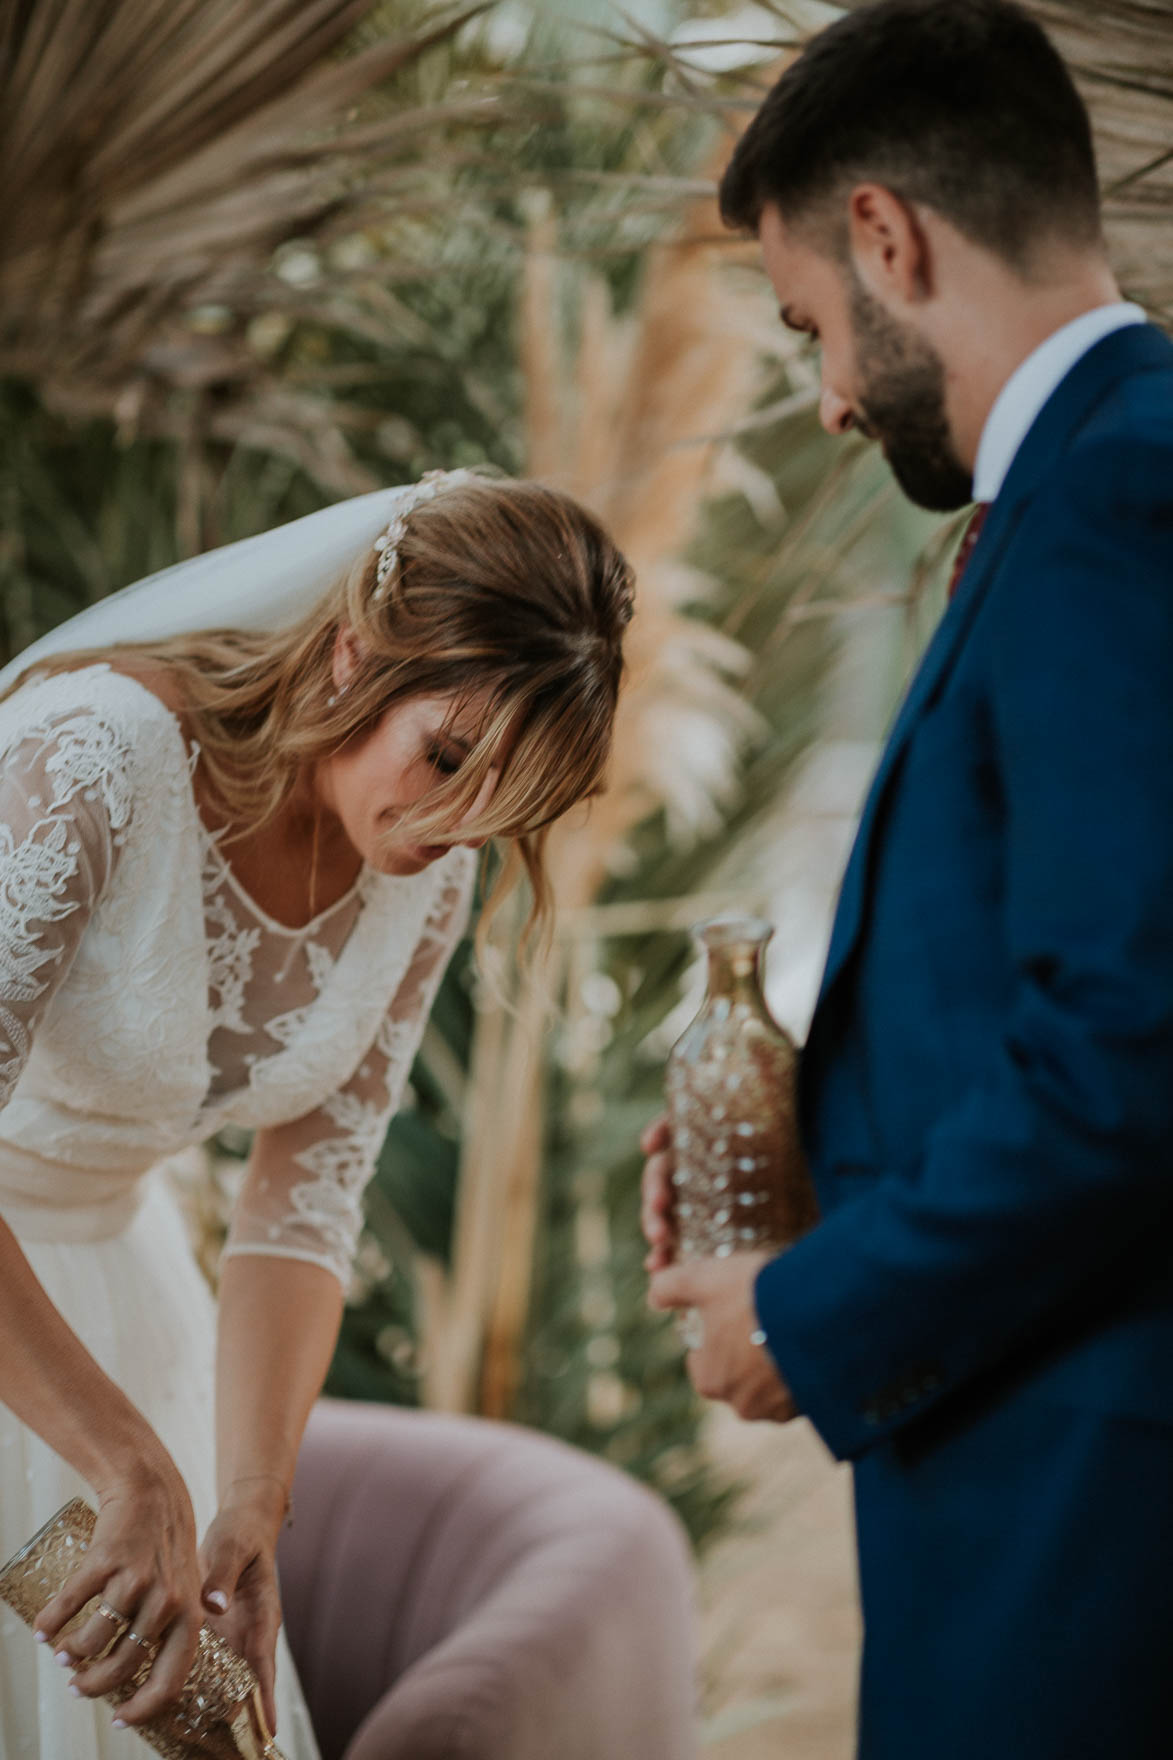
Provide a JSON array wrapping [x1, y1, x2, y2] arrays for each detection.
[[35, 1449, 204, 1727], [198, 1480, 289, 1736]]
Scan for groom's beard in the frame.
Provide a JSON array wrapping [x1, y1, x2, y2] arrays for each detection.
[[849, 275, 975, 513]]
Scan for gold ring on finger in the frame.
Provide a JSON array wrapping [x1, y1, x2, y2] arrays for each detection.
[[127, 1630, 155, 1652]]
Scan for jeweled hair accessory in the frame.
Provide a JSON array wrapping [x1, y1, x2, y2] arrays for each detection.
[[371, 468, 471, 600], [0, 481, 460, 695]]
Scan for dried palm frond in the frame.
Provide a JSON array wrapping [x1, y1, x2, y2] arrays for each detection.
[[1030, 0, 1173, 325], [427, 147, 777, 1418], [1, 0, 496, 492]]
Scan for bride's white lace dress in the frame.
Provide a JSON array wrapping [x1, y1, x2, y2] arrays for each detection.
[[0, 665, 475, 1759]]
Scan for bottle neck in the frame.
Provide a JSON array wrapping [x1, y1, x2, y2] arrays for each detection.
[[705, 943, 765, 1004]]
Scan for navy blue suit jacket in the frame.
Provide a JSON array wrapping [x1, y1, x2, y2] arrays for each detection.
[[756, 322, 1173, 1464]]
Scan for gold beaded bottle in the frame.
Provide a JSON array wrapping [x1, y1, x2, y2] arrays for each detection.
[[666, 916, 817, 1263]]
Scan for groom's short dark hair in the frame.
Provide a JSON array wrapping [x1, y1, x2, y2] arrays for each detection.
[[719, 0, 1102, 268]]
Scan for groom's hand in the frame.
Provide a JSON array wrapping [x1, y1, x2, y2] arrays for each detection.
[[649, 1251, 797, 1424], [640, 1114, 678, 1272]]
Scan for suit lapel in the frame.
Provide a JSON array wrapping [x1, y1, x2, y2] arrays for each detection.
[[813, 320, 1173, 1007], [818, 499, 1018, 996]]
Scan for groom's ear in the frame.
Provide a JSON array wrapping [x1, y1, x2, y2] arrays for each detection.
[[846, 182, 932, 309], [331, 622, 363, 691]]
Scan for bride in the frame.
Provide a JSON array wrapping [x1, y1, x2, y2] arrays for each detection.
[[0, 469, 633, 1758]]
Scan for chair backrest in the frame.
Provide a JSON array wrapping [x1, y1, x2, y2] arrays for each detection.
[[278, 1399, 698, 1760]]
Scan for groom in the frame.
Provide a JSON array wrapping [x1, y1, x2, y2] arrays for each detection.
[[645, 1, 1173, 1753]]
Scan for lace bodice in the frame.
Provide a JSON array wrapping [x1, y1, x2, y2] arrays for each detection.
[[0, 666, 475, 1283]]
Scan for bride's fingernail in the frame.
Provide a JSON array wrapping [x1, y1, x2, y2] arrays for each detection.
[[33, 1630, 47, 1644], [205, 1590, 229, 1613], [55, 1650, 72, 1668], [112, 1718, 127, 1729]]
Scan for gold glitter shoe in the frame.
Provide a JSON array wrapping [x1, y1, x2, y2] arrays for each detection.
[[0, 1499, 285, 1758]]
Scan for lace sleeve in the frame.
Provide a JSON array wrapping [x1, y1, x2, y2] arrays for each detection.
[[0, 710, 135, 1106], [223, 856, 475, 1286]]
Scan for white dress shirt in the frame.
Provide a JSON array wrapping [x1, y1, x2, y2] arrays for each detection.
[[972, 302, 1147, 503]]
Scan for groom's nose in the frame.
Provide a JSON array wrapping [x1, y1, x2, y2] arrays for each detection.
[[820, 386, 857, 436]]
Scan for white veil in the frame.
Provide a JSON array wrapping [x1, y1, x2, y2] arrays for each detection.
[[0, 477, 466, 695]]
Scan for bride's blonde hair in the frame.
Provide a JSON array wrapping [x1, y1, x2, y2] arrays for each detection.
[[12, 477, 634, 934]]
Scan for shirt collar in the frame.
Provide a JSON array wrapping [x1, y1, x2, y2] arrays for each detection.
[[972, 302, 1147, 504]]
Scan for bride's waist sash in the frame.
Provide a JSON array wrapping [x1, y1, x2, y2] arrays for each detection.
[[0, 1144, 156, 1243]]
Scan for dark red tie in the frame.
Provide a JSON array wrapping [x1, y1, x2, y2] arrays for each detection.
[[948, 503, 991, 599]]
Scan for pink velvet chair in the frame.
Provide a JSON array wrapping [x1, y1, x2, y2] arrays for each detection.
[[278, 1399, 698, 1760]]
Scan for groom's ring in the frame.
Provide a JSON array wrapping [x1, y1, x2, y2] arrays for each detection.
[[96, 1602, 130, 1630]]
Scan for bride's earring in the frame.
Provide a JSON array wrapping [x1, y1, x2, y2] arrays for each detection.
[[327, 681, 349, 709]]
